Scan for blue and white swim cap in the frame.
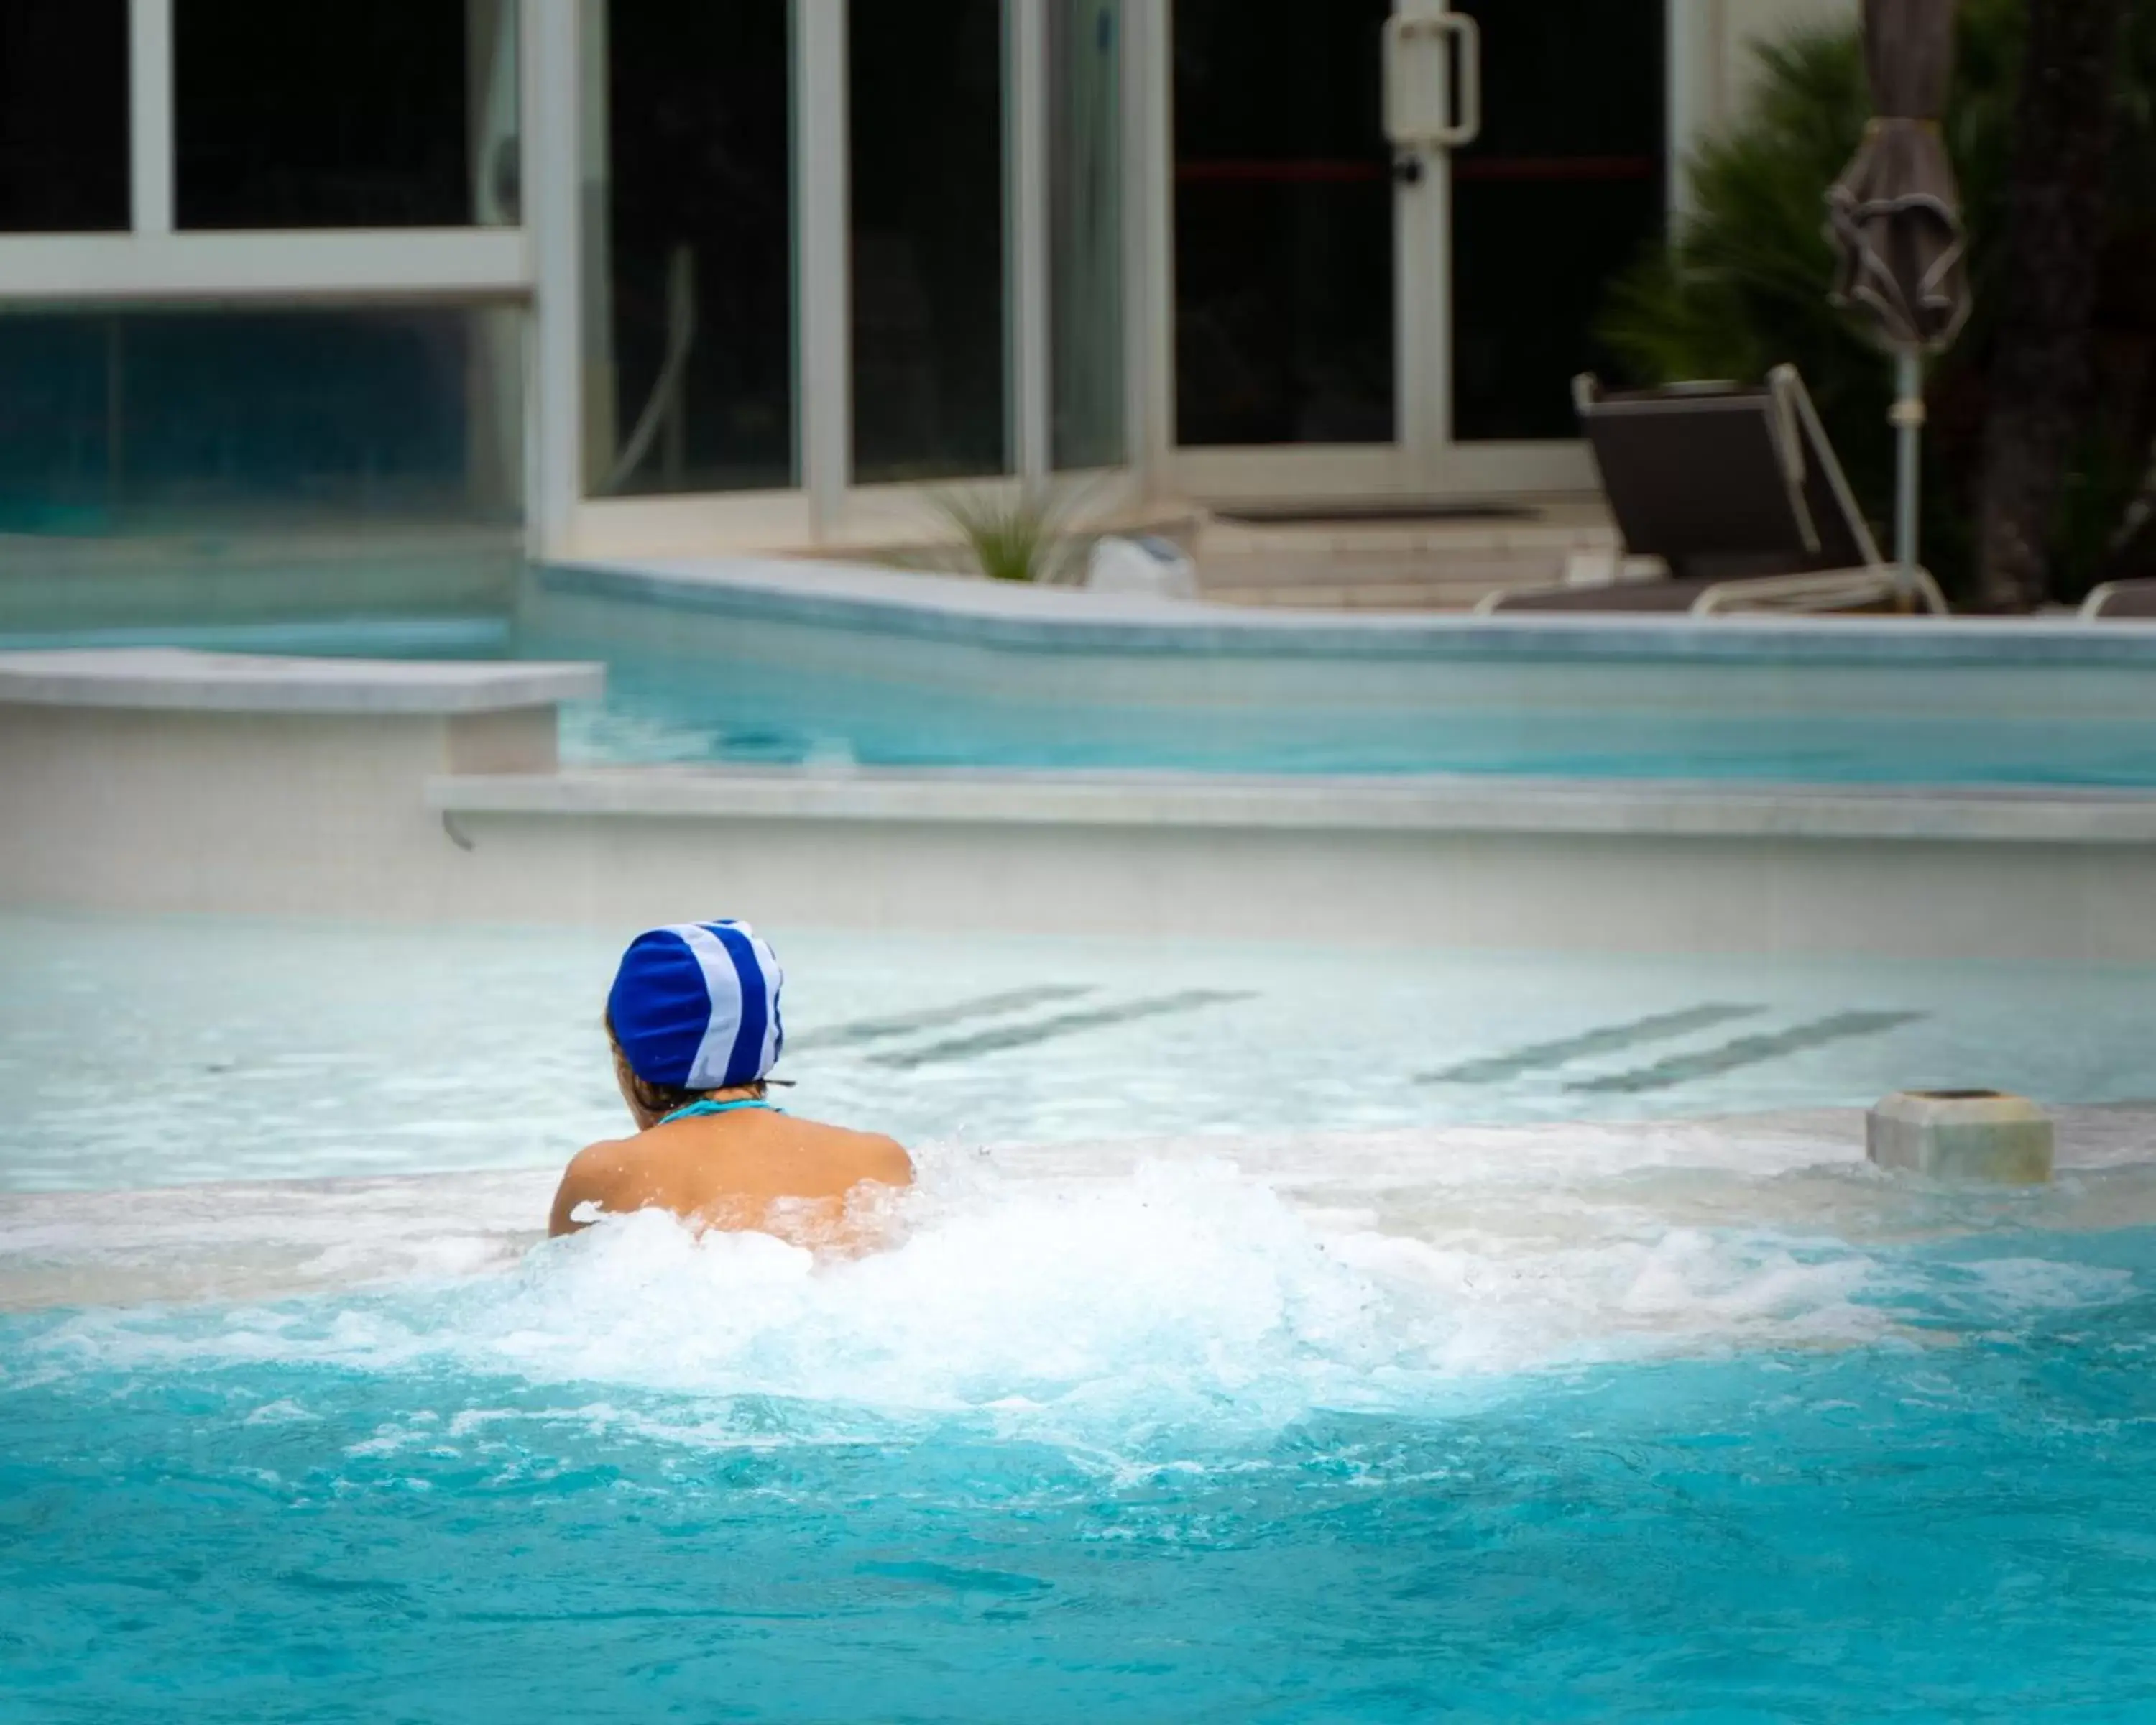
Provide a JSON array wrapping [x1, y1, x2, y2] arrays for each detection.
[[607, 920, 786, 1091]]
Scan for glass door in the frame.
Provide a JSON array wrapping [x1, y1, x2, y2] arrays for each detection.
[[561, 0, 1128, 556], [1442, 0, 1666, 484], [849, 0, 1010, 484], [1169, 0, 1667, 505], [584, 0, 797, 500], [1169, 0, 1406, 500]]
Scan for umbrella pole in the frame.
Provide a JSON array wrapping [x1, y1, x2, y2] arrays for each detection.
[[1891, 348, 1924, 607]]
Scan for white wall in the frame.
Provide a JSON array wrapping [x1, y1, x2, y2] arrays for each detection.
[[8, 702, 2156, 965], [1670, 0, 1860, 211]]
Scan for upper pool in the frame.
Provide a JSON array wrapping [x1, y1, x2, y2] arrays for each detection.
[[15, 556, 2156, 783], [525, 564, 2156, 785]]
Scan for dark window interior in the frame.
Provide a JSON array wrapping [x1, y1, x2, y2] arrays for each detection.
[[175, 0, 472, 229], [603, 0, 795, 494], [0, 309, 515, 532], [850, 0, 1008, 482], [1450, 0, 1668, 441], [1173, 0, 1395, 448], [0, 0, 129, 233]]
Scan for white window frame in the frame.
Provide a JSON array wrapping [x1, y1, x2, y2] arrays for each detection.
[[1145, 0, 1626, 508], [0, 0, 1152, 562], [0, 229, 530, 303], [0, 0, 541, 543], [0, 0, 535, 305], [551, 0, 1144, 564]]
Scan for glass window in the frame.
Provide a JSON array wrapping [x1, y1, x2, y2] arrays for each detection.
[[850, 0, 1009, 484], [0, 0, 129, 233], [0, 307, 523, 533], [174, 0, 519, 229], [590, 0, 796, 497], [1049, 0, 1125, 471], [1172, 0, 1393, 447], [1449, 0, 1667, 441]]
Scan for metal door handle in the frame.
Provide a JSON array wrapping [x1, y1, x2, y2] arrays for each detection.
[[1437, 12, 1480, 148], [1383, 7, 1480, 152]]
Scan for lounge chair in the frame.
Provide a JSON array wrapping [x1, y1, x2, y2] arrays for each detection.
[[2079, 580, 2156, 620], [1480, 365, 1948, 615]]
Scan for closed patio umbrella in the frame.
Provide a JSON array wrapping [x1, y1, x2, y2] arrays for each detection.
[[1827, 0, 1971, 602]]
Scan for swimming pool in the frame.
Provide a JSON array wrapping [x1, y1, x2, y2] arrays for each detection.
[[9, 1109, 2156, 1719], [13, 1307, 2155, 1723], [16, 558, 2156, 784], [552, 635, 2156, 785], [8, 914, 2156, 1717], [6, 914, 2156, 1192]]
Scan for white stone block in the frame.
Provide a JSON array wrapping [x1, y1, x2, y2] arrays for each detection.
[[1866, 1090, 2054, 1184], [1086, 535, 1199, 600]]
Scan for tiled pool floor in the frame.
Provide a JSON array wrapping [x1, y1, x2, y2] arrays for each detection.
[[3, 913, 2151, 1192]]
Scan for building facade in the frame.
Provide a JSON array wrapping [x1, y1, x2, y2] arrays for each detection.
[[0, 0, 1846, 567]]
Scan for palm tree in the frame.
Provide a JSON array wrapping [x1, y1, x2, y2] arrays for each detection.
[[1598, 0, 2155, 607], [1971, 0, 2129, 610]]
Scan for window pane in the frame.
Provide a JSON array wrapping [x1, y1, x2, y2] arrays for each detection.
[[175, 0, 519, 229], [1049, 0, 1125, 471], [851, 0, 1008, 483], [1172, 0, 1393, 447], [0, 0, 128, 233], [1449, 0, 1667, 440], [591, 0, 796, 497], [0, 308, 523, 533]]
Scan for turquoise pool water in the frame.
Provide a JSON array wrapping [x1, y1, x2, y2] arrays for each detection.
[[8, 914, 2156, 1716], [16, 570, 2156, 783], [7, 914, 2156, 1192], [554, 643, 2156, 785], [530, 621, 2156, 788], [517, 566, 2156, 784], [6, 1210, 2155, 1721]]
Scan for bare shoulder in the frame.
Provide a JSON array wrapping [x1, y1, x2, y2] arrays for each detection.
[[792, 1118, 913, 1185], [548, 1133, 646, 1236], [851, 1129, 915, 1185]]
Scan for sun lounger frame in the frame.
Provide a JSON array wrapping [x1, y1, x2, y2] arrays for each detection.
[[1481, 365, 1947, 617], [2078, 579, 2156, 621]]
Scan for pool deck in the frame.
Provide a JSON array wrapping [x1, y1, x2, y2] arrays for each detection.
[[542, 554, 2156, 665], [6, 637, 2156, 960], [0, 645, 600, 714], [432, 764, 2156, 845]]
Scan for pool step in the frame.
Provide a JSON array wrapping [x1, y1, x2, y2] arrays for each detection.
[[868, 990, 1253, 1070], [1572, 1011, 1925, 1095], [1427, 1004, 1928, 1094], [786, 985, 1092, 1052], [1421, 1003, 1763, 1085], [1193, 496, 1621, 613]]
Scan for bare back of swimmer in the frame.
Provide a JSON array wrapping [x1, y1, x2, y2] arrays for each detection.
[[549, 921, 911, 1241]]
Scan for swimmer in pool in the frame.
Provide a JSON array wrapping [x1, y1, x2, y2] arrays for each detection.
[[549, 920, 912, 1241]]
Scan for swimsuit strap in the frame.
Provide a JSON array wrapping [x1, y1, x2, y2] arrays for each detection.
[[656, 1097, 783, 1126]]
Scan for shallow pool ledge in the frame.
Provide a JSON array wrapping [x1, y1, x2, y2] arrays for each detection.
[[433, 766, 2156, 845], [405, 767, 2156, 962], [0, 647, 602, 717], [5, 648, 2156, 961], [0, 648, 604, 917]]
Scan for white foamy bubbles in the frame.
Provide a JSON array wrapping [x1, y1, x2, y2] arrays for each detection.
[[15, 1142, 1917, 1446]]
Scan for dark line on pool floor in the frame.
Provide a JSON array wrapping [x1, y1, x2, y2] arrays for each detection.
[[869, 990, 1254, 1069], [1567, 1009, 1925, 1094], [786, 985, 1093, 1052], [1420, 1003, 1764, 1085]]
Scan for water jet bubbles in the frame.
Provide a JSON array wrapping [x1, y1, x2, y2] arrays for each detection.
[[24, 1146, 1909, 1463]]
